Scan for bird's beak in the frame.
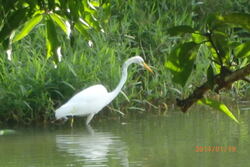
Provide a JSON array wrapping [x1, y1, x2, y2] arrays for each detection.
[[143, 63, 153, 73]]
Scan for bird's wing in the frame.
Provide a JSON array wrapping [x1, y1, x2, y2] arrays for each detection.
[[68, 84, 108, 103]]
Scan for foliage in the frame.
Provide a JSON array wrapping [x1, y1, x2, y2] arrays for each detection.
[[166, 13, 250, 122], [0, 0, 249, 124], [0, 0, 110, 62], [197, 98, 239, 123]]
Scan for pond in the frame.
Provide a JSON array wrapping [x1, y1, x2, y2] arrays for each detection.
[[0, 108, 249, 167]]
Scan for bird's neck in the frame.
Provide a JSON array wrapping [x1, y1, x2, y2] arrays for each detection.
[[107, 61, 130, 104]]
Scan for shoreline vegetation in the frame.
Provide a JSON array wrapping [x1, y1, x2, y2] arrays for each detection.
[[1, 0, 250, 125]]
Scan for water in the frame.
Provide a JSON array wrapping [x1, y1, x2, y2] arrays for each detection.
[[0, 110, 249, 167]]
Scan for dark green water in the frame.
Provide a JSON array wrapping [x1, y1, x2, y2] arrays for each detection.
[[0, 109, 249, 167]]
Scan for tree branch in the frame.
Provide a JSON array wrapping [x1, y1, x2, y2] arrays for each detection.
[[177, 63, 250, 112], [242, 77, 250, 83]]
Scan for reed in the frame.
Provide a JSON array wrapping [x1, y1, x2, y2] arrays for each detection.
[[0, 0, 248, 124]]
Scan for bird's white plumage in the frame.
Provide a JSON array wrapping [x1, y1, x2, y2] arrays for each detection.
[[55, 56, 152, 125], [55, 85, 108, 119]]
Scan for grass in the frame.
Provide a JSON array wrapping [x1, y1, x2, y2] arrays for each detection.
[[0, 0, 249, 124]]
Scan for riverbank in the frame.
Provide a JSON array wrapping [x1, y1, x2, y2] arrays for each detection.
[[0, 0, 249, 124]]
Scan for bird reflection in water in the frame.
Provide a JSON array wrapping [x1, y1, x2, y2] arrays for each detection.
[[56, 125, 129, 167]]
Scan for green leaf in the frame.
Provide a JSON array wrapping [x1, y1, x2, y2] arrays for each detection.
[[50, 13, 70, 36], [0, 8, 27, 43], [192, 32, 207, 44], [13, 14, 43, 42], [90, 1, 100, 7], [100, 1, 111, 23], [84, 12, 100, 30], [167, 25, 195, 36], [197, 98, 239, 123], [75, 21, 90, 39], [235, 41, 250, 58], [212, 31, 229, 59], [165, 42, 198, 87], [205, 31, 230, 66], [82, 0, 97, 14], [217, 13, 250, 31], [207, 65, 214, 89], [46, 17, 60, 62]]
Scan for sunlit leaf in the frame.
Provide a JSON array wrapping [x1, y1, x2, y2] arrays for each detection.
[[75, 21, 90, 39], [197, 98, 239, 123], [192, 31, 207, 44], [165, 42, 198, 87], [50, 13, 70, 36], [82, 0, 97, 14], [84, 12, 100, 30], [235, 41, 250, 58], [167, 25, 195, 36], [13, 14, 43, 42], [90, 0, 100, 7]]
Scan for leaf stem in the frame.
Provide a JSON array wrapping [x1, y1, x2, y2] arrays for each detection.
[[206, 31, 223, 67]]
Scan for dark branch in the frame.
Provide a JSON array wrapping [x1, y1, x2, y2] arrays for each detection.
[[206, 32, 223, 66], [177, 63, 250, 112], [242, 77, 250, 83]]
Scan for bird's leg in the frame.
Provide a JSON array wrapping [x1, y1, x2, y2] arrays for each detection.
[[86, 124, 95, 135], [86, 113, 95, 125], [70, 116, 74, 128]]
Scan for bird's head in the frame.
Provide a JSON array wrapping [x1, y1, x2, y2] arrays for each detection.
[[133, 56, 153, 73]]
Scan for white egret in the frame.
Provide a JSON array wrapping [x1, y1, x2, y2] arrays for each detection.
[[55, 56, 152, 125]]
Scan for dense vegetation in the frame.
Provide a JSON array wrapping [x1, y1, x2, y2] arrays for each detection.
[[0, 0, 250, 125]]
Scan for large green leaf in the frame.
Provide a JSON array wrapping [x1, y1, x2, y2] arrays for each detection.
[[50, 13, 70, 36], [235, 41, 250, 58], [13, 14, 43, 42], [46, 17, 60, 62], [167, 25, 195, 36], [192, 32, 207, 44], [212, 31, 230, 63], [197, 98, 239, 123], [205, 31, 230, 66], [165, 42, 198, 87], [217, 13, 250, 32]]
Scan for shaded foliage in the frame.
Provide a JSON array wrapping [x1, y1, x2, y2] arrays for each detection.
[[0, 0, 110, 62], [166, 13, 250, 122]]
